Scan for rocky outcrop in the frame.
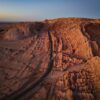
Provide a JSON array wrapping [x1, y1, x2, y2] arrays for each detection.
[[0, 18, 100, 100], [84, 57, 100, 100]]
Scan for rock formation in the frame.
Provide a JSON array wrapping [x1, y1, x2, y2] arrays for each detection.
[[0, 18, 100, 100]]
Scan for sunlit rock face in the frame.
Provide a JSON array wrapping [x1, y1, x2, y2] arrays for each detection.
[[0, 18, 100, 100]]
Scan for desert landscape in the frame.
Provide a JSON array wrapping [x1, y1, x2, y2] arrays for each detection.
[[0, 18, 100, 100]]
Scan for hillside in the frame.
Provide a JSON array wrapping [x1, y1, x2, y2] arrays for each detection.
[[0, 18, 100, 100]]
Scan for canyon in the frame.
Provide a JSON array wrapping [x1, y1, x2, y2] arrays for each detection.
[[0, 18, 100, 100]]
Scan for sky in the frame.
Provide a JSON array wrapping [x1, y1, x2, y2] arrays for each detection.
[[0, 0, 100, 22]]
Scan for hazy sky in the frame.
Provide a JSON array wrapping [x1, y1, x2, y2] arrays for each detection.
[[0, 0, 100, 21]]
